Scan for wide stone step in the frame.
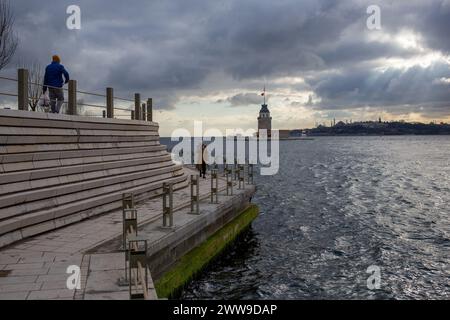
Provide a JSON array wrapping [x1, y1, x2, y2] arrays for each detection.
[[0, 145, 167, 165], [0, 140, 159, 154], [0, 134, 159, 145], [0, 173, 188, 248], [0, 166, 186, 234], [0, 162, 182, 214], [0, 126, 160, 137], [0, 158, 175, 199], [0, 109, 187, 248], [0, 109, 158, 131], [0, 152, 170, 184]]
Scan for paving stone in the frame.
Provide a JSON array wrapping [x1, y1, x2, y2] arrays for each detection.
[[27, 289, 75, 300], [8, 268, 50, 276], [25, 245, 62, 253], [40, 280, 68, 290], [47, 266, 72, 275], [5, 262, 44, 270], [0, 158, 248, 300], [89, 252, 125, 271], [18, 254, 54, 263], [0, 253, 21, 264], [0, 291, 30, 300], [36, 274, 68, 283], [42, 252, 80, 261], [0, 282, 42, 293], [0, 275, 38, 285]]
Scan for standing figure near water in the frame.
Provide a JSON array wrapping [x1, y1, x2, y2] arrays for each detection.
[[196, 143, 208, 178], [43, 55, 70, 113]]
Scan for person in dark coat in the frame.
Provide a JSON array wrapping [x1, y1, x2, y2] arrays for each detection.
[[196, 143, 208, 178], [43, 55, 70, 113], [201, 144, 207, 178]]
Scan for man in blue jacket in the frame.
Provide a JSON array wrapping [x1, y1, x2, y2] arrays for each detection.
[[43, 55, 70, 113]]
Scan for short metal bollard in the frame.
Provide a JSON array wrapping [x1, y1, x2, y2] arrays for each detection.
[[238, 165, 245, 189], [128, 236, 148, 300], [120, 205, 138, 284], [162, 183, 173, 227], [247, 164, 254, 185], [190, 175, 200, 215], [210, 169, 219, 204], [225, 166, 233, 196], [122, 193, 134, 210], [222, 157, 227, 177], [122, 208, 138, 250], [234, 166, 239, 181]]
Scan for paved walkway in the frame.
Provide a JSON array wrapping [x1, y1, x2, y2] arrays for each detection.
[[0, 167, 233, 300]]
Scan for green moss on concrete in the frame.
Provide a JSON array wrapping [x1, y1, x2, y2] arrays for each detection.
[[155, 204, 259, 298]]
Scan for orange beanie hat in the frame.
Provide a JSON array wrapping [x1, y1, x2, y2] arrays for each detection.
[[52, 55, 61, 63]]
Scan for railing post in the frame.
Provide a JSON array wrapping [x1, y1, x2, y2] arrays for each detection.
[[106, 87, 114, 118], [122, 209, 138, 250], [122, 193, 134, 209], [190, 175, 200, 215], [121, 193, 135, 283], [122, 193, 135, 250], [238, 165, 245, 189], [128, 237, 148, 300], [226, 166, 233, 196], [210, 169, 218, 204], [147, 98, 153, 122], [141, 103, 146, 121], [162, 183, 173, 228], [68, 80, 77, 115], [247, 164, 254, 185], [222, 157, 227, 177], [18, 68, 29, 111], [131, 110, 135, 120], [134, 93, 141, 121]]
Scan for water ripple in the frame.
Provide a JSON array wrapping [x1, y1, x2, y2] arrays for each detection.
[[180, 136, 450, 300]]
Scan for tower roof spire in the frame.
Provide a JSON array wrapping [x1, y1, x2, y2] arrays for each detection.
[[261, 85, 266, 105]]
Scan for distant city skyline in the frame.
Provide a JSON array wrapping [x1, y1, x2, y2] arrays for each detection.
[[1, 0, 450, 135]]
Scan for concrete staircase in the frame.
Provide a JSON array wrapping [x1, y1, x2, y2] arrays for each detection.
[[0, 109, 187, 248]]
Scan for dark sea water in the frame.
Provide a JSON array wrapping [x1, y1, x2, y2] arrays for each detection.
[[162, 136, 450, 300]]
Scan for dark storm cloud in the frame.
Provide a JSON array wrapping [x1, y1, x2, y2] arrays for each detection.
[[309, 61, 450, 114], [218, 93, 264, 107], [375, 1, 450, 54], [3, 0, 450, 116]]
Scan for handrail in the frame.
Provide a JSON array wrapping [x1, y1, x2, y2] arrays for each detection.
[[76, 90, 106, 98], [0, 68, 153, 121], [27, 79, 69, 91], [0, 76, 18, 82], [77, 102, 105, 109], [0, 92, 18, 97], [114, 96, 135, 103], [128, 225, 149, 300]]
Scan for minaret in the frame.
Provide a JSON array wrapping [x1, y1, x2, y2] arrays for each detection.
[[257, 86, 272, 137]]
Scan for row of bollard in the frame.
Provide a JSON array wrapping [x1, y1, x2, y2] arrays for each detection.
[[121, 193, 149, 300], [161, 163, 254, 227], [119, 163, 255, 298]]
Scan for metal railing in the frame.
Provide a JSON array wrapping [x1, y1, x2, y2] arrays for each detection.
[[0, 68, 154, 121], [118, 166, 255, 298], [121, 196, 150, 300]]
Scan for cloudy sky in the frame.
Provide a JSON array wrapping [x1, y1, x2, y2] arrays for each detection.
[[3, 0, 450, 135]]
